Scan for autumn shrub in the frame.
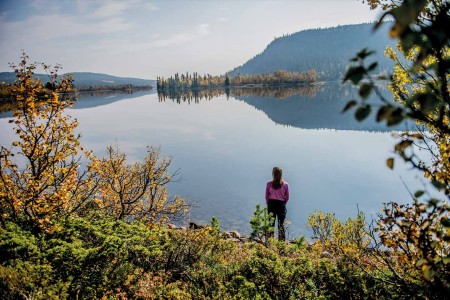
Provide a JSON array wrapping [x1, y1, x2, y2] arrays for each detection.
[[307, 210, 369, 257], [0, 54, 97, 232], [367, 201, 450, 298], [93, 144, 190, 224], [0, 54, 191, 234]]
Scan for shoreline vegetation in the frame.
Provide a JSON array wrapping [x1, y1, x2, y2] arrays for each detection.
[[156, 69, 317, 92]]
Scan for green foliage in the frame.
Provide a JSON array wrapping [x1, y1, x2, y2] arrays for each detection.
[[1, 211, 446, 299], [224, 73, 231, 87], [210, 215, 220, 229], [250, 204, 275, 245], [0, 217, 169, 299]]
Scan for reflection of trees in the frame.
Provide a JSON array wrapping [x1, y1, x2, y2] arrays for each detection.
[[232, 86, 317, 99], [157, 89, 225, 104], [76, 87, 152, 98], [75, 85, 152, 93], [0, 87, 153, 114], [0, 102, 15, 114], [157, 86, 317, 103]]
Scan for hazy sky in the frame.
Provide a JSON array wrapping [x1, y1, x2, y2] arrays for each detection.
[[0, 0, 381, 79]]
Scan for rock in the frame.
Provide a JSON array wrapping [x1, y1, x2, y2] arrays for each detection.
[[180, 226, 187, 231], [167, 223, 177, 229], [189, 222, 206, 230], [320, 251, 334, 259], [227, 230, 241, 239]]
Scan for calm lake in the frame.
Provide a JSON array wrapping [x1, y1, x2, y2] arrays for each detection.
[[0, 83, 424, 238]]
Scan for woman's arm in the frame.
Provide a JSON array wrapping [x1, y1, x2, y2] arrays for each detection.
[[285, 183, 289, 202], [265, 182, 270, 204]]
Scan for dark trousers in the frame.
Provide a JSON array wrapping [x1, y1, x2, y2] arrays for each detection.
[[267, 200, 287, 241]]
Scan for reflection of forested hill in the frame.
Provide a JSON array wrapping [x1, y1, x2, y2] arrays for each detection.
[[234, 83, 411, 131], [72, 89, 156, 110], [0, 90, 155, 118], [230, 23, 395, 81]]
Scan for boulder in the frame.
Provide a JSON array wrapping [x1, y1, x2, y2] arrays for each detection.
[[189, 222, 206, 230], [167, 223, 177, 229], [226, 230, 241, 239]]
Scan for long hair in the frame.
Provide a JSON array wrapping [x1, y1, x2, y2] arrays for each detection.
[[272, 167, 283, 190]]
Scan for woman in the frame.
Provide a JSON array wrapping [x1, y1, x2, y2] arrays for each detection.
[[265, 166, 289, 241]]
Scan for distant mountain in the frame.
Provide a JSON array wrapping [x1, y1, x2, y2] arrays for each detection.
[[229, 23, 396, 81], [0, 72, 155, 87]]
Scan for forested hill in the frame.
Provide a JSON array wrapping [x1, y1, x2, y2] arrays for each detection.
[[229, 23, 396, 81], [0, 72, 155, 87]]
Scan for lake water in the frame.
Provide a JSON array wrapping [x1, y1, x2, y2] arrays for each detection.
[[0, 83, 425, 238]]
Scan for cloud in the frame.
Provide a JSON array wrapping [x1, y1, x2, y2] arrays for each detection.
[[93, 2, 129, 18], [218, 17, 229, 22], [91, 0, 158, 18], [143, 3, 159, 11], [153, 32, 193, 47], [0, 13, 133, 43], [196, 24, 210, 35], [153, 24, 211, 47]]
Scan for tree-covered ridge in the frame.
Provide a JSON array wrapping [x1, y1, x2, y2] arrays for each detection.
[[156, 70, 317, 91], [0, 71, 155, 87], [229, 23, 396, 81], [0, 72, 153, 105]]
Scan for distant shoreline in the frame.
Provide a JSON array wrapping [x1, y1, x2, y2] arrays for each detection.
[[75, 85, 152, 94]]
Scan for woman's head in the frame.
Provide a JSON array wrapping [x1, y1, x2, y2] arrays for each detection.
[[272, 166, 283, 189]]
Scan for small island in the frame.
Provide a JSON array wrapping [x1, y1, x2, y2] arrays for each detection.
[[156, 69, 317, 92]]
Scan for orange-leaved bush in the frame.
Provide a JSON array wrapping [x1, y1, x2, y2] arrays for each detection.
[[0, 53, 97, 231], [93, 144, 190, 224]]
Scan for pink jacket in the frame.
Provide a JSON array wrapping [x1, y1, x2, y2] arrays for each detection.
[[265, 181, 289, 204]]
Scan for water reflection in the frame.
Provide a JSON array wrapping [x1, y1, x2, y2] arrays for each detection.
[[157, 85, 318, 104], [0, 88, 154, 115], [74, 89, 154, 110], [0, 83, 421, 237], [156, 83, 411, 132]]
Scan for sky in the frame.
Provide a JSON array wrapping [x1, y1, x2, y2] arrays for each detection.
[[0, 0, 381, 79]]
